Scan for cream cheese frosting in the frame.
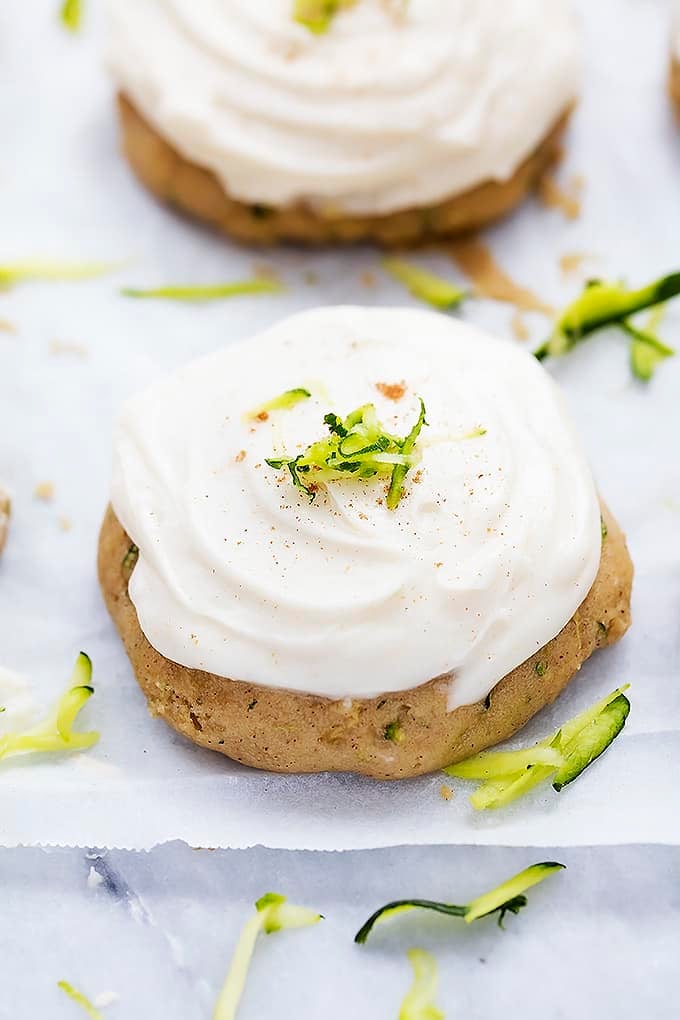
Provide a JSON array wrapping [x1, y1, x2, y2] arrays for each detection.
[[107, 0, 580, 216], [111, 306, 601, 709]]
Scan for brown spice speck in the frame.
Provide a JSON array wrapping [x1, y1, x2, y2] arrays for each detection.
[[375, 380, 407, 402], [255, 411, 269, 422]]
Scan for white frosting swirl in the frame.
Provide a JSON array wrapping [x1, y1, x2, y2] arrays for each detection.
[[111, 307, 601, 709], [107, 0, 579, 215]]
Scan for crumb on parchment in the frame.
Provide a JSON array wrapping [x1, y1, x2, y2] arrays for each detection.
[[439, 784, 454, 801], [538, 172, 584, 221], [49, 339, 88, 357], [511, 311, 530, 341], [0, 490, 10, 554], [34, 481, 55, 501], [449, 237, 554, 315]]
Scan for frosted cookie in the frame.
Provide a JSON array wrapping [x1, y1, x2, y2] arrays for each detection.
[[98, 307, 632, 779], [107, 0, 580, 246]]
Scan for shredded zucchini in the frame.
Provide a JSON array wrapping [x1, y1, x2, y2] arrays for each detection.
[[463, 862, 565, 925], [444, 686, 630, 809], [60, 0, 82, 31], [383, 259, 466, 311], [57, 980, 102, 1019], [623, 321, 675, 382], [0, 652, 98, 764], [266, 398, 427, 509], [0, 261, 114, 289], [399, 949, 444, 1020], [213, 893, 321, 1020], [246, 388, 311, 420], [293, 0, 357, 34], [121, 279, 282, 301], [354, 861, 564, 943], [535, 273, 680, 379]]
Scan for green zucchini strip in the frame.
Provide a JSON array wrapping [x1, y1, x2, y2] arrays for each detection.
[[0, 261, 115, 289], [265, 398, 428, 509], [399, 949, 444, 1020], [60, 0, 82, 31], [622, 321, 675, 382], [536, 273, 680, 359], [354, 861, 565, 944], [57, 980, 102, 1019], [463, 862, 565, 924], [213, 893, 321, 1020], [121, 279, 282, 301], [293, 0, 357, 34], [355, 900, 466, 945], [383, 258, 466, 311], [444, 686, 630, 809], [246, 388, 311, 420], [0, 652, 99, 764]]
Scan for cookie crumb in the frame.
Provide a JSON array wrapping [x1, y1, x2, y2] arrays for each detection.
[[559, 251, 591, 276], [450, 237, 554, 315], [360, 270, 377, 288], [49, 339, 88, 357], [0, 319, 17, 334], [34, 481, 54, 501], [235, 450, 247, 463], [439, 784, 454, 801], [58, 515, 72, 532], [252, 262, 279, 282], [538, 172, 583, 221], [510, 311, 530, 341], [0, 490, 10, 554]]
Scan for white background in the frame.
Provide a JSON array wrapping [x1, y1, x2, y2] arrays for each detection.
[[0, 0, 679, 1015]]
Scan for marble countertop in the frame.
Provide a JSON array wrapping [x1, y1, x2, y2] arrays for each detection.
[[3, 843, 679, 1019]]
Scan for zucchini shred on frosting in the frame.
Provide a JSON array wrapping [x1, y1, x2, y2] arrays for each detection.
[[110, 306, 602, 710]]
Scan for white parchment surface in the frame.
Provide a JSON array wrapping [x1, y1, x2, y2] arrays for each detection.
[[0, 0, 678, 849]]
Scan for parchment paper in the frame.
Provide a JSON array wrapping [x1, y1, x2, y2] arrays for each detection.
[[0, 0, 678, 849]]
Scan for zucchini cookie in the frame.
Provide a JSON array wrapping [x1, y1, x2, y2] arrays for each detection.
[[98, 307, 632, 779], [107, 0, 580, 246]]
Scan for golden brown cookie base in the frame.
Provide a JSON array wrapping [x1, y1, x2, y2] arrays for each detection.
[[670, 57, 680, 112], [117, 93, 571, 247], [98, 504, 632, 780]]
